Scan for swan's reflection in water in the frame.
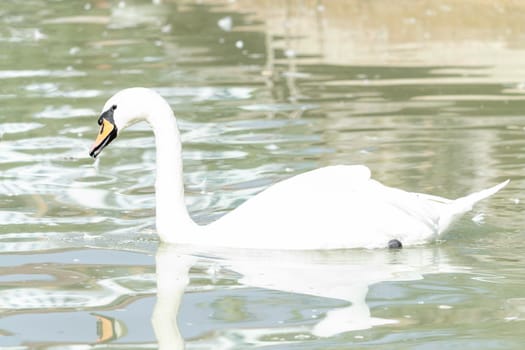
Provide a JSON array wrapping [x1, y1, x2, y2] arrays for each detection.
[[152, 244, 467, 348], [153, 246, 194, 349]]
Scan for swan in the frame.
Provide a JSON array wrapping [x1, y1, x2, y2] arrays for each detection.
[[89, 87, 508, 249]]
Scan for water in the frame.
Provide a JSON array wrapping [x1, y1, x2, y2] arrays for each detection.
[[1, 0, 525, 348]]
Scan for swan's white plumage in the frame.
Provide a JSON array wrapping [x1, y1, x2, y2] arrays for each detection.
[[93, 87, 508, 249], [210, 166, 508, 249]]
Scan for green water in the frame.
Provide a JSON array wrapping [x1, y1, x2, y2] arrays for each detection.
[[1, 0, 524, 348]]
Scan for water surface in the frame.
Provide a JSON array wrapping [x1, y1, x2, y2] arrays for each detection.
[[1, 0, 525, 348]]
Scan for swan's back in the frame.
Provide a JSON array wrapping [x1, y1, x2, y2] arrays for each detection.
[[210, 165, 449, 249]]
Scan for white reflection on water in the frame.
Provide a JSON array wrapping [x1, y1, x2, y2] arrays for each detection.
[[0, 69, 85, 79], [153, 244, 468, 348], [0, 122, 43, 135], [155, 86, 254, 102], [0, 274, 154, 310], [0, 233, 66, 252]]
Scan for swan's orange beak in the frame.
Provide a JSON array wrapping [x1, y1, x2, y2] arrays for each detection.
[[89, 118, 117, 158]]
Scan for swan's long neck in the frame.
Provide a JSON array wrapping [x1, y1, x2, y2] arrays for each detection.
[[147, 105, 198, 243]]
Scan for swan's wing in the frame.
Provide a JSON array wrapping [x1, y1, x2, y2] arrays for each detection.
[[354, 181, 443, 240], [207, 167, 506, 249], [211, 165, 440, 249], [211, 164, 370, 223], [412, 192, 452, 205], [223, 164, 372, 214]]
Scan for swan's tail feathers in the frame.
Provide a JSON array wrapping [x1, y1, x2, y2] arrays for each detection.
[[438, 179, 509, 234]]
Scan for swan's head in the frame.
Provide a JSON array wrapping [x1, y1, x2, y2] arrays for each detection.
[[89, 87, 166, 158]]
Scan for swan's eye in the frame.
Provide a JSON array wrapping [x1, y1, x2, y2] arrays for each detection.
[[97, 116, 103, 125], [111, 104, 117, 111]]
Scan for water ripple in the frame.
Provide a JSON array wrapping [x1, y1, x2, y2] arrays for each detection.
[[0, 69, 85, 79], [0, 122, 43, 135]]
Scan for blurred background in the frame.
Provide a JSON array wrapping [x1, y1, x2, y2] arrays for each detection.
[[0, 0, 524, 348]]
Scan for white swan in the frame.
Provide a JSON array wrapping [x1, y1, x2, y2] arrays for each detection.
[[89, 87, 508, 249]]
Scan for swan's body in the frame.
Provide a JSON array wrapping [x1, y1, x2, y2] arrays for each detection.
[[89, 87, 508, 249]]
